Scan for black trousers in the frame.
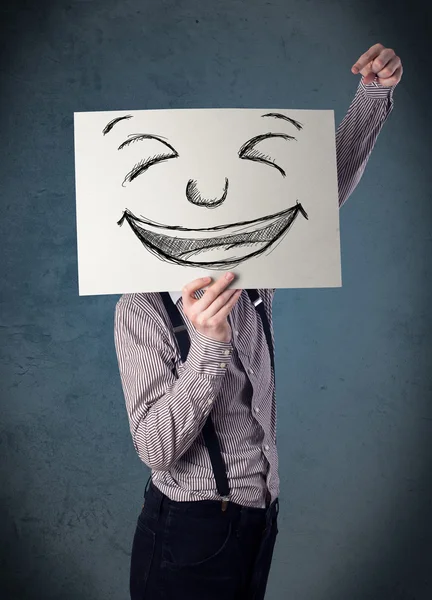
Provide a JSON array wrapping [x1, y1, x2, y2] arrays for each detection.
[[130, 481, 279, 600]]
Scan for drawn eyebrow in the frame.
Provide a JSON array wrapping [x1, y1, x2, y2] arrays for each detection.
[[117, 133, 178, 154], [102, 115, 133, 135], [261, 113, 303, 131]]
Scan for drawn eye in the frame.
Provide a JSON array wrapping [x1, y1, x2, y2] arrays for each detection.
[[119, 134, 179, 186], [238, 133, 296, 177]]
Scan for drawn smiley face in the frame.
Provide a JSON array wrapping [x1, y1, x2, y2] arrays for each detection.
[[103, 113, 308, 269]]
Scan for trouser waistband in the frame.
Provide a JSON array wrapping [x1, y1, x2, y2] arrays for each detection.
[[145, 479, 279, 526]]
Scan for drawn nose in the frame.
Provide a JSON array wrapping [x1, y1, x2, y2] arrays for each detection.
[[186, 178, 229, 209]]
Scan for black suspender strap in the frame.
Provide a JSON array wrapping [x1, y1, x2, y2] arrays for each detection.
[[160, 292, 189, 362], [246, 289, 275, 372], [160, 290, 274, 511], [160, 293, 230, 507], [201, 417, 230, 504]]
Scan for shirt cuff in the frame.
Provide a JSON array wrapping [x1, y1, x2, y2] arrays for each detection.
[[359, 77, 397, 99], [186, 330, 233, 376]]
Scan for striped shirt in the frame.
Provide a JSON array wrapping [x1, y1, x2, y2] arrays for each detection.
[[114, 80, 396, 509]]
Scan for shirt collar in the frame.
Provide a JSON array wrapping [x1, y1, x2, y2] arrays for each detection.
[[169, 291, 182, 305]]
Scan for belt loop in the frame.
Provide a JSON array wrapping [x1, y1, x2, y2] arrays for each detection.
[[143, 476, 165, 521], [144, 473, 152, 498]]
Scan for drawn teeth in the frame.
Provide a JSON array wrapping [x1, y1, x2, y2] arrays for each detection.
[[118, 202, 308, 269], [135, 213, 287, 240]]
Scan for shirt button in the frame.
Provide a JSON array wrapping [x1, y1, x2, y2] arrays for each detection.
[[264, 445, 270, 452], [254, 407, 260, 413], [220, 362, 227, 369], [223, 349, 231, 356], [248, 368, 254, 375], [235, 330, 239, 336]]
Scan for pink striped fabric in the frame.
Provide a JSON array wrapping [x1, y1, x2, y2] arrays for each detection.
[[114, 80, 395, 508]]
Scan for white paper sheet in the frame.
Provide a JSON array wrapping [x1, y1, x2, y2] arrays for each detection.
[[74, 108, 341, 294]]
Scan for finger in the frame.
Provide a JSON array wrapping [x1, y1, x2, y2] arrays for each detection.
[[351, 43, 384, 74], [182, 277, 212, 309], [358, 47, 396, 83], [209, 289, 242, 323], [371, 48, 397, 75], [375, 55, 400, 79], [377, 64, 403, 87], [362, 71, 376, 85], [196, 272, 236, 312], [199, 288, 239, 320]]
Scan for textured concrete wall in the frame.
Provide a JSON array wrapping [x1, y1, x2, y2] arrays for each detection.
[[1, 1, 430, 598]]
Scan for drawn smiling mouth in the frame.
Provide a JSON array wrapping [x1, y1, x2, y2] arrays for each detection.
[[117, 202, 308, 269]]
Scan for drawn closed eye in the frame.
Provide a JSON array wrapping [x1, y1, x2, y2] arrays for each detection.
[[238, 133, 296, 177], [119, 134, 179, 186]]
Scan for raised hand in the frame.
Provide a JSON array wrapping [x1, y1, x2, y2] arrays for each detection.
[[352, 43, 403, 87]]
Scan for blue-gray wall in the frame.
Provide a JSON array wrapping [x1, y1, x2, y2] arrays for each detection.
[[1, 1, 431, 598]]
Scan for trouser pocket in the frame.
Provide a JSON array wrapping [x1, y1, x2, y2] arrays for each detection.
[[162, 506, 234, 568], [129, 510, 156, 599]]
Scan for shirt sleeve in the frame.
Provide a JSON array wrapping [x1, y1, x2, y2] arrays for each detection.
[[114, 295, 233, 471], [336, 78, 397, 208]]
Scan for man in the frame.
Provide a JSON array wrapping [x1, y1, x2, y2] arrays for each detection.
[[114, 43, 403, 600]]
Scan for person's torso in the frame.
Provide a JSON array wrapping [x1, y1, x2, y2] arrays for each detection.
[[144, 289, 280, 508]]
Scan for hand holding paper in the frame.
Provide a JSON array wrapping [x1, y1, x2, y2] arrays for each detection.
[[182, 274, 241, 343], [351, 42, 403, 87]]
